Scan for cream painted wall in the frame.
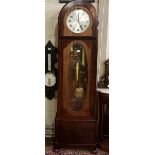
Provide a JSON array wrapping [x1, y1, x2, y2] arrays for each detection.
[[45, 0, 108, 134], [97, 0, 109, 81]]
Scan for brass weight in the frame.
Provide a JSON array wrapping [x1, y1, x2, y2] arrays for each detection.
[[75, 62, 84, 98]]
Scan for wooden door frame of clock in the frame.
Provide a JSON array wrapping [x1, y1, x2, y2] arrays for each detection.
[[57, 39, 98, 119]]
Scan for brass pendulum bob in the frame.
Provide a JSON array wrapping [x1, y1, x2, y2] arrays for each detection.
[[75, 62, 84, 98]]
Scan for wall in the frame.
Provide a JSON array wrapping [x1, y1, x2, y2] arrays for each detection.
[[45, 0, 107, 136], [97, 0, 109, 81]]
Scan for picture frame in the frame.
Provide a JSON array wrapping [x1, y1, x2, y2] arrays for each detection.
[[59, 0, 95, 3]]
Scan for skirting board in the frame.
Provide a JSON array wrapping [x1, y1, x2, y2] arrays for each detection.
[[45, 127, 55, 138]]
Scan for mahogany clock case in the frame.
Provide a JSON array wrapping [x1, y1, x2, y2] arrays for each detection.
[[55, 0, 98, 149]]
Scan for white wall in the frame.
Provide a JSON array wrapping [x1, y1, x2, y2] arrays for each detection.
[[97, 0, 109, 81], [45, 0, 103, 134]]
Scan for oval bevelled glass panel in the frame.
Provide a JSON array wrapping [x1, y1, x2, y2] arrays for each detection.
[[68, 43, 88, 112]]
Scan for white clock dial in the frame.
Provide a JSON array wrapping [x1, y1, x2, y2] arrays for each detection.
[[45, 73, 56, 87], [66, 9, 90, 33]]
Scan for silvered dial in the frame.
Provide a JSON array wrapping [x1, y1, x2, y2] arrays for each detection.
[[66, 9, 90, 33]]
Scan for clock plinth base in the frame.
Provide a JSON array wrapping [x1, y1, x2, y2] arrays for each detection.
[[54, 117, 98, 150]]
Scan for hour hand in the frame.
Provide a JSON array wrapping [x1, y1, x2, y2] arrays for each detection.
[[79, 24, 83, 30]]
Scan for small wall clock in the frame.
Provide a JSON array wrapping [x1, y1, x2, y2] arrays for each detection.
[[45, 40, 57, 100], [55, 0, 98, 149]]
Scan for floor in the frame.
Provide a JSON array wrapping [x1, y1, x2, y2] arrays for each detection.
[[98, 137, 109, 153], [45, 137, 109, 153]]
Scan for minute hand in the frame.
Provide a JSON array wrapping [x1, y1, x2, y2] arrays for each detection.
[[77, 13, 79, 22], [77, 14, 83, 30]]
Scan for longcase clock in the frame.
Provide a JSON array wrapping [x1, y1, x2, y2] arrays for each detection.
[[55, 0, 98, 149]]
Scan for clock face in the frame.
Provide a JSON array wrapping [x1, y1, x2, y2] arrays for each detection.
[[45, 72, 56, 87], [66, 9, 90, 33]]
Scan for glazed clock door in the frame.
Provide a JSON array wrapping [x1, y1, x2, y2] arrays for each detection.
[[58, 39, 97, 119], [64, 41, 88, 116], [63, 41, 88, 112]]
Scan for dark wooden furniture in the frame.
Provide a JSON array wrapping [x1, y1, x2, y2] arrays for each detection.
[[55, 0, 98, 150], [98, 91, 109, 140], [104, 59, 109, 88], [98, 59, 109, 152]]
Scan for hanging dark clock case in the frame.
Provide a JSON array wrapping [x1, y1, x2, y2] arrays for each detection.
[[45, 40, 57, 100], [55, 0, 98, 149]]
